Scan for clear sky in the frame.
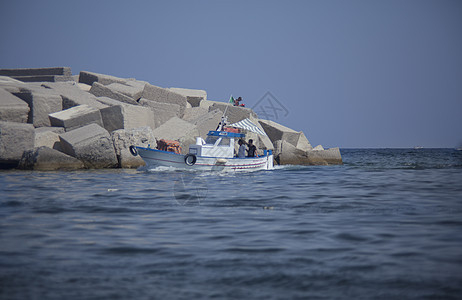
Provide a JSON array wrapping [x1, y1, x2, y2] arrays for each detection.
[[1, 0, 461, 148]]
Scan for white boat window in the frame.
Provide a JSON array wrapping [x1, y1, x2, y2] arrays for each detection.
[[205, 136, 218, 145], [218, 137, 230, 146]]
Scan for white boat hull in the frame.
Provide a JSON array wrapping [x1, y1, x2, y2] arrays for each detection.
[[135, 147, 273, 171]]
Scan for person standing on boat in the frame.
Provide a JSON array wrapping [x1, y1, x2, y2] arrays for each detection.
[[247, 139, 257, 157], [237, 139, 246, 158]]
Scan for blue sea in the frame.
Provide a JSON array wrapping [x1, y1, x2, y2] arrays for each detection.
[[1, 149, 462, 299]]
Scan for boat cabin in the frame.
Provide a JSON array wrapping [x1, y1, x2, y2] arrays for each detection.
[[188, 130, 245, 158]]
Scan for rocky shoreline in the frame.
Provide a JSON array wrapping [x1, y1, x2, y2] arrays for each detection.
[[0, 67, 342, 170]]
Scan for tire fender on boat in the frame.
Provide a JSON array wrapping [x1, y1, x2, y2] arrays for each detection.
[[184, 154, 197, 166], [129, 145, 138, 156]]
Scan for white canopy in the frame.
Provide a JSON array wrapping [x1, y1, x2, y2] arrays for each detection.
[[228, 118, 267, 136]]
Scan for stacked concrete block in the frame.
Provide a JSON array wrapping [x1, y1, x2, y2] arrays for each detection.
[[89, 82, 138, 105], [49, 105, 104, 131], [59, 123, 118, 169], [199, 99, 221, 110], [169, 87, 207, 100], [275, 140, 342, 165], [0, 121, 35, 168], [307, 147, 342, 164], [0, 88, 30, 123], [182, 106, 209, 122], [76, 83, 91, 92], [41, 82, 107, 110], [190, 109, 223, 139], [99, 102, 155, 133], [78, 71, 127, 86], [18, 146, 84, 171], [139, 98, 181, 128], [112, 127, 156, 168], [35, 127, 65, 151], [152, 117, 200, 154], [168, 87, 207, 107], [313, 145, 325, 151], [106, 80, 146, 101], [247, 116, 274, 151], [296, 132, 313, 151], [208, 103, 257, 124], [14, 91, 62, 127], [0, 76, 22, 93], [258, 119, 302, 147], [0, 67, 73, 82], [142, 84, 187, 117]]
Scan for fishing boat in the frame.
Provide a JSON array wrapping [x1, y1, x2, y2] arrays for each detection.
[[129, 115, 274, 171]]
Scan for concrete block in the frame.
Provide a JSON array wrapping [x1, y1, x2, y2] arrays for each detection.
[[296, 131, 313, 151], [169, 87, 206, 107], [49, 104, 103, 131], [276, 140, 342, 165], [100, 103, 155, 133], [41, 82, 107, 110], [35, 127, 65, 151], [0, 88, 30, 123], [79, 71, 127, 86], [10, 75, 73, 83], [168, 87, 207, 101], [190, 108, 222, 139], [59, 123, 118, 169], [18, 146, 84, 171], [0, 67, 72, 77], [258, 119, 300, 147], [112, 127, 156, 168], [199, 99, 221, 110], [208, 102, 257, 124], [142, 84, 187, 116], [138, 98, 180, 128], [182, 106, 209, 122], [186, 97, 203, 108], [0, 121, 35, 168], [313, 145, 325, 151], [90, 82, 138, 105], [0, 76, 26, 85], [14, 91, 62, 127], [307, 147, 342, 165], [0, 79, 42, 94], [248, 116, 274, 151], [106, 80, 146, 101], [152, 117, 199, 154], [76, 83, 91, 92]]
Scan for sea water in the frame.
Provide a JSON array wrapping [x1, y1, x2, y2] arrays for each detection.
[[1, 149, 461, 299]]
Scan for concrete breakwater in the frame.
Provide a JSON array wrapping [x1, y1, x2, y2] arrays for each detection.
[[0, 67, 342, 170]]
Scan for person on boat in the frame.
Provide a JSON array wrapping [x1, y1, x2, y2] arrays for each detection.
[[247, 139, 257, 157], [233, 97, 245, 107], [237, 139, 246, 158]]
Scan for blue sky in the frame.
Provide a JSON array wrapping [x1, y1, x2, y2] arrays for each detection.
[[1, 0, 461, 148]]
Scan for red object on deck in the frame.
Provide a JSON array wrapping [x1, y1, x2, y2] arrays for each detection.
[[224, 127, 240, 133], [156, 139, 182, 154]]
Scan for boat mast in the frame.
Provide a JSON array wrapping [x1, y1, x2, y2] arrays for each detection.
[[217, 100, 230, 131]]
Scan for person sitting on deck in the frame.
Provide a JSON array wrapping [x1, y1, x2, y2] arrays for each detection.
[[247, 139, 257, 157], [237, 139, 246, 158]]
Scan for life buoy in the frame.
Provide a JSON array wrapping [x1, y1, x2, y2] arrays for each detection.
[[184, 154, 197, 166], [129, 145, 138, 156]]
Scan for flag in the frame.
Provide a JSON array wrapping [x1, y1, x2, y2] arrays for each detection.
[[228, 95, 234, 104]]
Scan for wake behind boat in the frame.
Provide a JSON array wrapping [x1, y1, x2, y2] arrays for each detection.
[[130, 114, 274, 171]]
